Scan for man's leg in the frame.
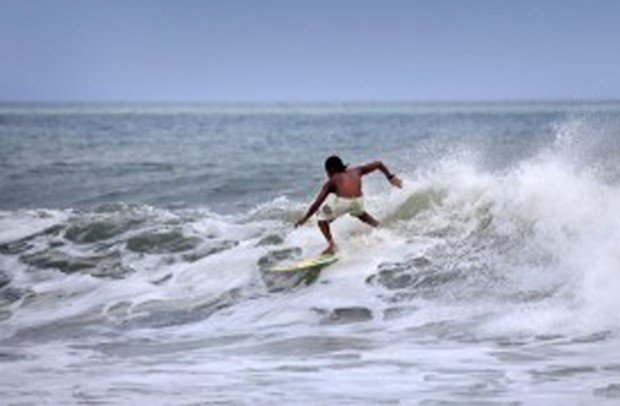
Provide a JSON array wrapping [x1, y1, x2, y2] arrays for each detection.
[[356, 211, 380, 227], [318, 220, 336, 255]]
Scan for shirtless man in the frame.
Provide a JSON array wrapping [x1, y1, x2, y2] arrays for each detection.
[[295, 155, 402, 255]]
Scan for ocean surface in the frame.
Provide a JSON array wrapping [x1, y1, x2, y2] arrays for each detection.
[[2, 102, 620, 404]]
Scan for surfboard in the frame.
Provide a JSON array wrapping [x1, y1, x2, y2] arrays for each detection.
[[269, 254, 339, 272]]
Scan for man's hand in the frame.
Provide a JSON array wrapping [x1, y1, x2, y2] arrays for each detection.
[[390, 175, 403, 188], [294, 218, 306, 228]]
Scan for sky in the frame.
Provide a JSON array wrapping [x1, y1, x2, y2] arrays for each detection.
[[1, 0, 619, 102]]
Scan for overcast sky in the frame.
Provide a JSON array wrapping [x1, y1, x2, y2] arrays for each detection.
[[1, 0, 619, 102]]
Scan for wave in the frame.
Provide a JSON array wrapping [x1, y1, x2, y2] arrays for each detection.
[[2, 120, 620, 344]]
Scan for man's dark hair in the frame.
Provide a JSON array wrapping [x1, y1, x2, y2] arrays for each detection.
[[325, 155, 347, 173]]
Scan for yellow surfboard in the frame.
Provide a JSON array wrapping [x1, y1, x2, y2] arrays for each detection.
[[269, 254, 339, 272]]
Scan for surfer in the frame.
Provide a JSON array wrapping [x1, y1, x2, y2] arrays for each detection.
[[295, 155, 402, 255]]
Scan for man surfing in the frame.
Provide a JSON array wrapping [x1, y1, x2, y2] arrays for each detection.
[[295, 155, 402, 255]]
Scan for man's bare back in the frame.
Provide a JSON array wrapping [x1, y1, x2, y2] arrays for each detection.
[[329, 168, 363, 198], [295, 155, 402, 255]]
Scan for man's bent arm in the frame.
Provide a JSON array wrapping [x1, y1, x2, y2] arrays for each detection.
[[359, 161, 395, 179]]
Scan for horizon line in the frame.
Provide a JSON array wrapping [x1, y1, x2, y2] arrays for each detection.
[[1, 97, 620, 105]]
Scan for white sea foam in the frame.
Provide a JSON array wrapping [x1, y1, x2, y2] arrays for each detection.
[[3, 113, 620, 403]]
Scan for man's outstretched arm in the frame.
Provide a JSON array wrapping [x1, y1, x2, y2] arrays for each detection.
[[295, 181, 333, 227], [358, 161, 403, 188]]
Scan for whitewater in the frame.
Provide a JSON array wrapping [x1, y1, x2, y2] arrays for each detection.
[[2, 102, 620, 404]]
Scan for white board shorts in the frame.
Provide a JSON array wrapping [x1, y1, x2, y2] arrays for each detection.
[[317, 197, 365, 221]]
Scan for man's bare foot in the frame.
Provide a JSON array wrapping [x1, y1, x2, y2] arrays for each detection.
[[321, 242, 337, 256]]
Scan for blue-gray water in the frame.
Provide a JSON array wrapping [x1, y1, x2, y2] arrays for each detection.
[[2, 102, 620, 404]]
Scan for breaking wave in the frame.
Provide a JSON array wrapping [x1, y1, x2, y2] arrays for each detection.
[[2, 118, 620, 348]]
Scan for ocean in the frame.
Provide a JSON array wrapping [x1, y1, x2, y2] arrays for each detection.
[[2, 102, 620, 404]]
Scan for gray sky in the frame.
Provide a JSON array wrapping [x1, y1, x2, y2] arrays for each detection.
[[1, 0, 619, 102]]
